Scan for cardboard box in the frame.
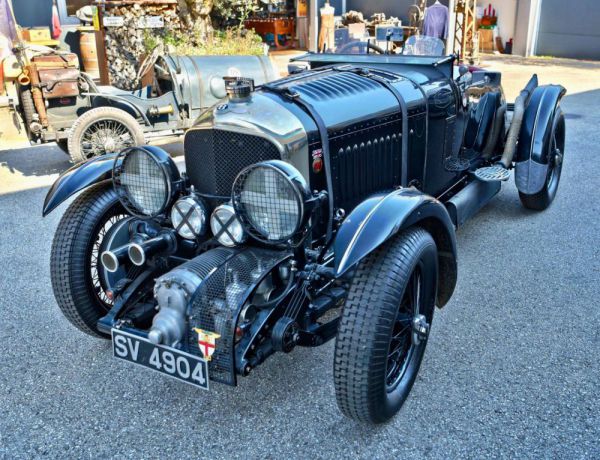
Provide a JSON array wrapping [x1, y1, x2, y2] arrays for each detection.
[[22, 27, 51, 43], [348, 23, 366, 39], [479, 29, 494, 52]]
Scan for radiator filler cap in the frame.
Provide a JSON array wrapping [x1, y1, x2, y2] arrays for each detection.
[[224, 76, 254, 102]]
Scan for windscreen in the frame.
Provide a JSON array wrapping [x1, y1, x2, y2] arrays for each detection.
[[331, 35, 445, 57]]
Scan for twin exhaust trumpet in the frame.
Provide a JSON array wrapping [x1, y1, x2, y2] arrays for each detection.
[[100, 232, 176, 273]]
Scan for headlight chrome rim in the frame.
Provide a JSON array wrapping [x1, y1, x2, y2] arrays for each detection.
[[232, 161, 309, 245], [170, 195, 208, 240], [112, 146, 180, 218], [210, 203, 247, 247]]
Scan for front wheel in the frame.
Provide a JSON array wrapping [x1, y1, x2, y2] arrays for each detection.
[[67, 106, 144, 163], [333, 227, 438, 423], [50, 181, 131, 338]]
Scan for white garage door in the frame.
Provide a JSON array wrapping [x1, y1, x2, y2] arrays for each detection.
[[536, 0, 600, 60]]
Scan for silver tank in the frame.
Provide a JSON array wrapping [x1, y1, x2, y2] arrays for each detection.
[[160, 55, 279, 118]]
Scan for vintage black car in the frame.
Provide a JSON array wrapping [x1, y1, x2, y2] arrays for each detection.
[[43, 50, 566, 423]]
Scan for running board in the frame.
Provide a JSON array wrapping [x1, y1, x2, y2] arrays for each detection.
[[474, 164, 511, 182], [446, 180, 501, 227]]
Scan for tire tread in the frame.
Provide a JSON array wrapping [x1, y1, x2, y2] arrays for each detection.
[[333, 227, 436, 423], [50, 181, 123, 338]]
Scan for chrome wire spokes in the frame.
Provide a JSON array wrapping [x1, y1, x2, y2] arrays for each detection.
[[81, 120, 135, 159], [90, 213, 129, 307], [386, 266, 426, 390]]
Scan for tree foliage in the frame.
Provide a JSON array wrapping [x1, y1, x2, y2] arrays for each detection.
[[143, 0, 265, 56]]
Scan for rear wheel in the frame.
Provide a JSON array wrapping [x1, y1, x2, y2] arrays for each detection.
[[519, 108, 565, 210], [50, 181, 131, 338], [334, 227, 438, 423], [67, 106, 144, 163]]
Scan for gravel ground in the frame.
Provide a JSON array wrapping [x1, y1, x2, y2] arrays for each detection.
[[1, 78, 599, 459]]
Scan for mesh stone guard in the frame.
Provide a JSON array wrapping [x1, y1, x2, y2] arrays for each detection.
[[187, 247, 289, 385]]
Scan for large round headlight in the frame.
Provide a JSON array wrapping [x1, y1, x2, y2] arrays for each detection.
[[113, 146, 180, 217], [171, 195, 208, 239], [232, 160, 310, 244], [210, 203, 246, 247]]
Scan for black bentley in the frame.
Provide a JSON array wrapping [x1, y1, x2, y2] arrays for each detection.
[[43, 47, 566, 423]]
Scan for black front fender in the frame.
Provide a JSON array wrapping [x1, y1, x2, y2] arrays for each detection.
[[334, 188, 458, 307], [42, 153, 118, 216]]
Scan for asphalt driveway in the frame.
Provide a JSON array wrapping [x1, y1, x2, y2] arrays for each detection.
[[0, 61, 599, 459]]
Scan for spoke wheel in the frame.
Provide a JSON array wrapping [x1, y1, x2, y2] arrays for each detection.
[[80, 119, 137, 159], [385, 265, 427, 391], [89, 212, 130, 308], [67, 107, 145, 163], [334, 227, 438, 424]]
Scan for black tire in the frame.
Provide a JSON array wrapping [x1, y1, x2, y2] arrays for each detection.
[[334, 227, 438, 424], [67, 106, 144, 163], [50, 181, 130, 338], [519, 108, 565, 211], [18, 86, 36, 137]]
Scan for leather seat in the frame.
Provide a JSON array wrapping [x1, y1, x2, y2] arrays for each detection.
[[464, 91, 501, 153]]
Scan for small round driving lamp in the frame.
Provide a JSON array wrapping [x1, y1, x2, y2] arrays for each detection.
[[210, 203, 247, 247], [232, 160, 311, 244], [113, 146, 180, 217], [170, 195, 208, 239]]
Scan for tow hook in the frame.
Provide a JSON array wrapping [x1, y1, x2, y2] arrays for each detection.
[[412, 314, 430, 345]]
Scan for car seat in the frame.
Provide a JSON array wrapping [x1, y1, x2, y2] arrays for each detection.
[[463, 91, 502, 154]]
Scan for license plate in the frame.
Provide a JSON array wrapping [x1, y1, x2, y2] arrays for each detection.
[[111, 329, 209, 390]]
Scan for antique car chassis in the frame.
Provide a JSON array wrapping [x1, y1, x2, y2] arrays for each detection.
[[10, 48, 276, 162], [44, 51, 566, 423]]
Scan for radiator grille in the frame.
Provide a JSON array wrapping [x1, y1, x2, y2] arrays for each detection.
[[184, 129, 281, 197]]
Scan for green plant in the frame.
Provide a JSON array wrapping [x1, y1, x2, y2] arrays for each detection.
[[212, 0, 259, 29], [142, 1, 265, 57], [172, 27, 265, 56]]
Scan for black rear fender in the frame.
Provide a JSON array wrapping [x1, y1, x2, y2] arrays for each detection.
[[333, 188, 458, 307], [515, 84, 566, 195], [42, 153, 118, 216]]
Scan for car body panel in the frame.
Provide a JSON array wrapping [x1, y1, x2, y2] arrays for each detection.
[[42, 153, 118, 216], [333, 187, 457, 306], [514, 84, 566, 194]]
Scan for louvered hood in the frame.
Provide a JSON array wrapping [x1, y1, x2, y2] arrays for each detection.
[[274, 68, 427, 133]]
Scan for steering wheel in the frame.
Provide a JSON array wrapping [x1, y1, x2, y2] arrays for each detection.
[[336, 41, 386, 55]]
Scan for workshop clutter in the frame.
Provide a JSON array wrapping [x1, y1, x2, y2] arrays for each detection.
[[477, 2, 513, 54], [103, 2, 182, 89]]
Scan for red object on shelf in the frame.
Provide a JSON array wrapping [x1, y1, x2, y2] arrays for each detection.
[[51, 2, 61, 39]]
